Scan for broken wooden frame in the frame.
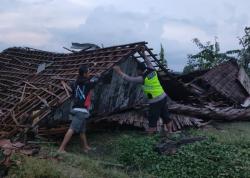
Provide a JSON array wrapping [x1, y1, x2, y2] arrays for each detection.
[[0, 42, 161, 138]]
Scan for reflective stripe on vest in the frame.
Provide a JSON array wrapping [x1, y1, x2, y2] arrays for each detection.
[[142, 71, 164, 99]]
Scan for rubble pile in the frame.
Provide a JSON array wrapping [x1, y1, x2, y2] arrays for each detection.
[[162, 60, 250, 125], [0, 42, 154, 138], [0, 42, 250, 139]]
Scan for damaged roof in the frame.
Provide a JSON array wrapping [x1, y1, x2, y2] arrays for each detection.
[[0, 42, 161, 138], [1, 41, 250, 138], [199, 60, 249, 104]]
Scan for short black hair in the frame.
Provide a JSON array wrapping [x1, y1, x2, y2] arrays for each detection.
[[79, 65, 88, 75], [137, 62, 147, 71]]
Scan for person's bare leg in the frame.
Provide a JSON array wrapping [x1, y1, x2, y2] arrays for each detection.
[[80, 133, 91, 152], [58, 129, 74, 152], [164, 121, 173, 133], [146, 127, 157, 134], [165, 121, 173, 133]]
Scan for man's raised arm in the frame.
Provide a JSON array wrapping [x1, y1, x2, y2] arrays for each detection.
[[141, 46, 155, 70], [113, 66, 143, 84]]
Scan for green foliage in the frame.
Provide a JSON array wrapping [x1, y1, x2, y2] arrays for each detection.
[[238, 27, 250, 74], [183, 38, 237, 73], [159, 43, 167, 67], [183, 58, 196, 74], [183, 27, 250, 75], [117, 134, 250, 178]]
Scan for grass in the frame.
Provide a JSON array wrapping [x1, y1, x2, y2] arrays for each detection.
[[117, 133, 250, 177], [7, 130, 151, 178], [7, 149, 132, 178], [6, 122, 250, 178], [194, 122, 250, 145]]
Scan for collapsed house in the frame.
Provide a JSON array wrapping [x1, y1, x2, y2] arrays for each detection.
[[0, 42, 165, 138], [1, 41, 250, 138]]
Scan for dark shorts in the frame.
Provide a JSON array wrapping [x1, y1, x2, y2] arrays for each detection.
[[70, 110, 90, 133], [148, 97, 171, 128]]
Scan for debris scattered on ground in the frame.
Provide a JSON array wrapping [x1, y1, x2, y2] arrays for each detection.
[[0, 139, 40, 176], [154, 136, 206, 155]]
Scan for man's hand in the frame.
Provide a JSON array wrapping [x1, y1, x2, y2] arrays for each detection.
[[96, 73, 101, 78], [113, 65, 122, 74], [140, 46, 145, 52], [140, 46, 146, 57]]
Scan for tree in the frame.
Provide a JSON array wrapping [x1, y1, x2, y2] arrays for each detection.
[[238, 27, 250, 74], [183, 59, 195, 74], [159, 44, 167, 67], [183, 37, 237, 73]]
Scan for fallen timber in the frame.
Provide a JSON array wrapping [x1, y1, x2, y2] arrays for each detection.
[[155, 136, 207, 155], [169, 103, 250, 121]]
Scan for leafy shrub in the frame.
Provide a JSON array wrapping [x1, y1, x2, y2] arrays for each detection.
[[117, 135, 250, 178]]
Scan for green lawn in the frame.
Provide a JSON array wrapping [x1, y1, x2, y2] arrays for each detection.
[[6, 122, 250, 178]]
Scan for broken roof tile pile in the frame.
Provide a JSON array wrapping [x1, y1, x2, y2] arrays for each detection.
[[0, 42, 158, 138]]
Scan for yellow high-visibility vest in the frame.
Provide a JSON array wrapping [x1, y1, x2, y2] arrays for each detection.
[[142, 71, 165, 99]]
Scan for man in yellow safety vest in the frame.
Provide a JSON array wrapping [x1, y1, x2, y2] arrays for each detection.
[[113, 47, 172, 134]]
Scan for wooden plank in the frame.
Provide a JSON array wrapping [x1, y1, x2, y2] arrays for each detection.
[[169, 103, 250, 121], [237, 67, 250, 95]]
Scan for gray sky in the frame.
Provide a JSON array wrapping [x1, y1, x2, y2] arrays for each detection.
[[0, 0, 249, 71]]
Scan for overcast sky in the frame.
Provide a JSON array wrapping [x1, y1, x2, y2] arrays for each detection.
[[0, 0, 249, 71]]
